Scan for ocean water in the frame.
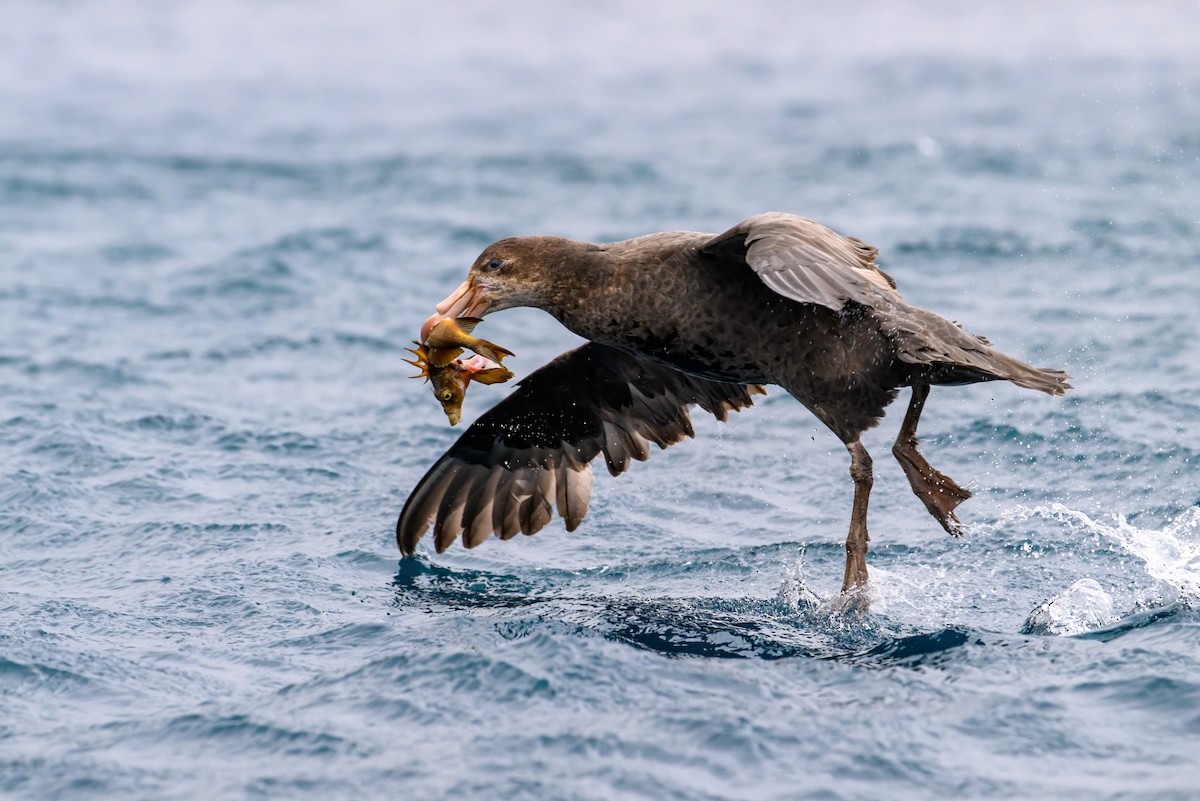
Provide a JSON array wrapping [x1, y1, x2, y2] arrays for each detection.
[[3, 1, 1200, 798]]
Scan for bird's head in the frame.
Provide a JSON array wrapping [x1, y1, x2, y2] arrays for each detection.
[[466, 236, 572, 314], [421, 236, 576, 339]]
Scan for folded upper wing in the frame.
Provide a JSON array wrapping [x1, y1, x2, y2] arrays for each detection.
[[701, 211, 902, 310], [397, 343, 764, 555]]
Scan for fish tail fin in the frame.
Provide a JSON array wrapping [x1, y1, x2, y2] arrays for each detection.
[[470, 367, 515, 385], [470, 339, 515, 364]]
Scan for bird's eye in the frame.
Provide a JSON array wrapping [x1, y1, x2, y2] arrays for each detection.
[[484, 258, 503, 272], [441, 390, 453, 401]]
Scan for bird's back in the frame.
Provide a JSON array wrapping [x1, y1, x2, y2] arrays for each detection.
[[546, 221, 1066, 442]]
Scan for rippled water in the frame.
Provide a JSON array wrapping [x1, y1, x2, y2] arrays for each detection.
[[3, 2, 1200, 799]]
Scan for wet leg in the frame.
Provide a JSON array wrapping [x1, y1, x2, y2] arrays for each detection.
[[841, 440, 873, 593], [892, 384, 972, 536]]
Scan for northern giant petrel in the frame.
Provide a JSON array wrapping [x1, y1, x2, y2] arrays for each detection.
[[398, 212, 1070, 592]]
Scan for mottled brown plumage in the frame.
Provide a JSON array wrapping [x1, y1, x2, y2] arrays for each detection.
[[399, 212, 1070, 592]]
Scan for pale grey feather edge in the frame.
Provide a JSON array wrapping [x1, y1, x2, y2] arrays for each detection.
[[703, 211, 902, 311]]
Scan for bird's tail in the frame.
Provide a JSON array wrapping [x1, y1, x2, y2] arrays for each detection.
[[925, 352, 1071, 395], [985, 353, 1071, 395], [885, 304, 1072, 396]]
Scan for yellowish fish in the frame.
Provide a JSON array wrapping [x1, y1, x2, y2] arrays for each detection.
[[404, 319, 514, 425], [422, 317, 514, 367]]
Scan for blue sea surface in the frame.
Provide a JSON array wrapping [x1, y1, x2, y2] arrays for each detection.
[[2, 2, 1200, 799]]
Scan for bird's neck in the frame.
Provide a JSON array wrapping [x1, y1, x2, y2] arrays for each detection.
[[539, 244, 635, 341]]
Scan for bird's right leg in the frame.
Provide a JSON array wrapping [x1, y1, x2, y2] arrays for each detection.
[[892, 384, 971, 536], [841, 440, 873, 593]]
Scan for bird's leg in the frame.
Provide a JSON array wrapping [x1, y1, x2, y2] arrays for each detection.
[[892, 384, 972, 537], [841, 440, 873, 593]]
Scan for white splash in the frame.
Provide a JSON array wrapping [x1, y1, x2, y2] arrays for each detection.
[[1022, 577, 1117, 635], [777, 555, 824, 613], [915, 135, 944, 159], [1000, 503, 1200, 601], [776, 559, 942, 630], [776, 556, 882, 628]]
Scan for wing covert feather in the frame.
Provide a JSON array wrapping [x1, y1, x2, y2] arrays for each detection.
[[701, 211, 901, 311]]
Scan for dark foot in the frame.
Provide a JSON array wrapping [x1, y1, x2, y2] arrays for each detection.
[[841, 441, 873, 593], [841, 537, 869, 593], [893, 441, 972, 537]]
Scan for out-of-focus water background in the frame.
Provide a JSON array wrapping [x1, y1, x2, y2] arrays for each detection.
[[3, 2, 1199, 799]]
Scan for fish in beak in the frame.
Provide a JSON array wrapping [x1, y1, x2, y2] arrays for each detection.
[[407, 291, 514, 425], [423, 317, 512, 366], [420, 279, 492, 341], [404, 343, 514, 426]]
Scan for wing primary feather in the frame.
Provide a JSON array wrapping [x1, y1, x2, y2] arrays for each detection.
[[463, 468, 503, 548], [521, 467, 555, 535], [562, 467, 592, 531], [397, 462, 459, 555], [499, 471, 525, 540], [432, 466, 473, 552]]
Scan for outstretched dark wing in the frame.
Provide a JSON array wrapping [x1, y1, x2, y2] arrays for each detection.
[[397, 343, 764, 555], [701, 211, 902, 310]]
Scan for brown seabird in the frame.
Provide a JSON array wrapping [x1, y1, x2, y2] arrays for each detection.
[[397, 212, 1070, 593]]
